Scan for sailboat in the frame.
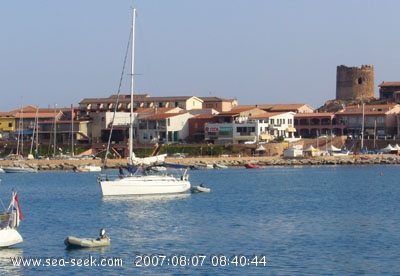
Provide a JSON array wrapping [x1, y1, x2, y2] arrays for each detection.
[[0, 191, 24, 248], [97, 8, 191, 196]]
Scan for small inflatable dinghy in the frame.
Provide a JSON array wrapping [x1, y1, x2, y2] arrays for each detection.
[[190, 184, 211, 193], [64, 228, 110, 249]]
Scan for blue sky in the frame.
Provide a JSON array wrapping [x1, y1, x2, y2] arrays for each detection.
[[1, 0, 399, 112]]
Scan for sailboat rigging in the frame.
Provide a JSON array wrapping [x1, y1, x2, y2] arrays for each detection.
[[29, 106, 39, 159], [97, 8, 191, 196]]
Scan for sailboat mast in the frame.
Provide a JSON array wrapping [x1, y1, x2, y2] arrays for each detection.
[[54, 103, 57, 157], [129, 8, 136, 162], [30, 107, 38, 156], [71, 104, 74, 156], [35, 107, 39, 156], [361, 102, 365, 150]]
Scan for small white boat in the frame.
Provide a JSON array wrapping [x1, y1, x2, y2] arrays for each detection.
[[73, 165, 102, 172], [0, 168, 4, 173], [64, 228, 110, 249], [190, 184, 211, 193], [190, 164, 213, 170], [213, 163, 228, 169], [2, 166, 37, 173]]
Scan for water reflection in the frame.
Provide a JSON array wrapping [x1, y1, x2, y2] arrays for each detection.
[[65, 245, 111, 254], [99, 193, 191, 250], [101, 193, 190, 203], [0, 248, 24, 276]]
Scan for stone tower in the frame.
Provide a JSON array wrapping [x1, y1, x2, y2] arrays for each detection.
[[336, 65, 375, 101]]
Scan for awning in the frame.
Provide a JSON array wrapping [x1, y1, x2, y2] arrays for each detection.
[[14, 130, 33, 135], [234, 135, 256, 141], [259, 134, 273, 140], [286, 127, 296, 132]]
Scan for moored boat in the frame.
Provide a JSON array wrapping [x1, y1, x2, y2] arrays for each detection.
[[213, 163, 228, 169], [0, 191, 24, 248], [189, 164, 213, 170], [97, 9, 191, 197], [190, 184, 211, 193], [0, 228, 23, 248], [2, 166, 37, 173], [244, 163, 259, 169], [73, 165, 102, 172], [64, 228, 110, 249]]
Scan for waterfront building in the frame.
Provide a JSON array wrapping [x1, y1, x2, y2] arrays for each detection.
[[204, 106, 295, 144], [294, 112, 345, 138], [335, 104, 400, 139]]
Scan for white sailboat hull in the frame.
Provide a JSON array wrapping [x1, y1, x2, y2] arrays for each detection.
[[99, 175, 190, 196], [0, 228, 23, 248]]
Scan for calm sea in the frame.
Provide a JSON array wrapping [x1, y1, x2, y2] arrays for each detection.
[[0, 164, 399, 275]]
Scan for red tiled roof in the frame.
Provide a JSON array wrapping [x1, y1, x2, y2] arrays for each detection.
[[379, 81, 400, 87], [0, 112, 14, 117], [190, 114, 215, 119], [249, 112, 286, 118], [139, 113, 182, 120], [136, 107, 178, 114], [15, 112, 59, 119], [294, 112, 335, 118]]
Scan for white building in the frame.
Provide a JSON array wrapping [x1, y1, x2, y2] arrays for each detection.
[[204, 111, 296, 144], [249, 112, 297, 140], [137, 112, 193, 144]]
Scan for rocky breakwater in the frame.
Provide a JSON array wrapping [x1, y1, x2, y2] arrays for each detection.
[[0, 158, 127, 171], [0, 154, 399, 171], [166, 154, 400, 168]]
